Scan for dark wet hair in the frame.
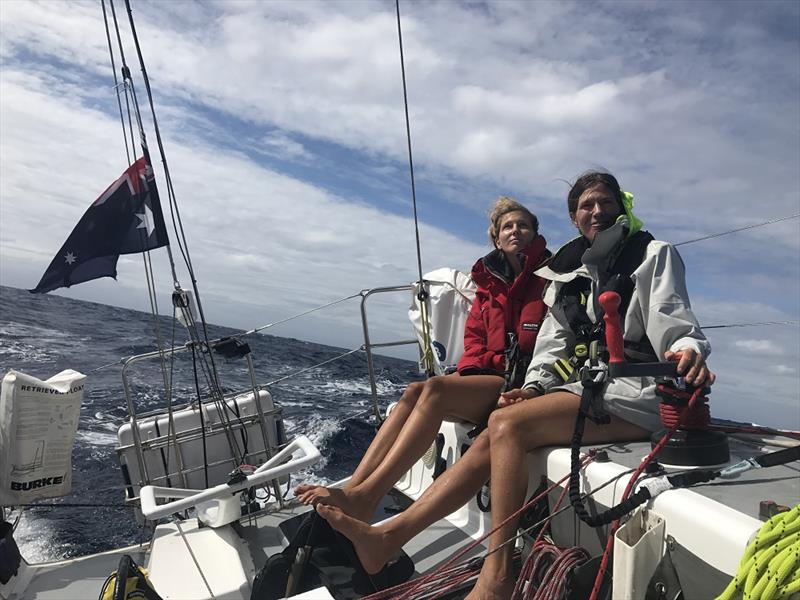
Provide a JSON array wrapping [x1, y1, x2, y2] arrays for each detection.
[[567, 171, 624, 214]]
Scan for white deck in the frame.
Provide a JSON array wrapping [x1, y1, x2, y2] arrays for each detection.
[[3, 418, 796, 600]]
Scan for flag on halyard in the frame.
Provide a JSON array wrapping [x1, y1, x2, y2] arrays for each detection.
[[31, 157, 169, 294]]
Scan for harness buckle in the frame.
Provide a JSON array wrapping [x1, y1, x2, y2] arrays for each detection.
[[579, 362, 607, 388], [579, 361, 611, 425]]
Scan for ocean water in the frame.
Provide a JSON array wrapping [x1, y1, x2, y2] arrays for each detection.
[[0, 285, 420, 563]]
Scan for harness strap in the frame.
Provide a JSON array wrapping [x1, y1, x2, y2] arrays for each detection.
[[553, 231, 657, 373]]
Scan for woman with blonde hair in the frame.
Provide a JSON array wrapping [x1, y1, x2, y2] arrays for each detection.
[[295, 196, 550, 524], [318, 172, 715, 600]]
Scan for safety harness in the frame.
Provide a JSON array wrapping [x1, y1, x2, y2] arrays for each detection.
[[548, 229, 656, 386]]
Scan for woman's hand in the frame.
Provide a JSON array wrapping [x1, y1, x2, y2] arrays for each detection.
[[497, 387, 540, 408], [665, 348, 716, 387]]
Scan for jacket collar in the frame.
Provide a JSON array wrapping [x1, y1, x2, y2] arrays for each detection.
[[536, 220, 629, 282], [473, 235, 549, 287]]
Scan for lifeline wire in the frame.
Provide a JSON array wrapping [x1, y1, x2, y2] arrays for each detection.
[[263, 347, 363, 386]]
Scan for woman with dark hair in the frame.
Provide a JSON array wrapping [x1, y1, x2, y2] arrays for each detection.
[[296, 196, 550, 525], [317, 171, 715, 600], [463, 170, 715, 599]]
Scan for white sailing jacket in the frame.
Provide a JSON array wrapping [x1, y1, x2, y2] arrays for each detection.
[[522, 220, 710, 431]]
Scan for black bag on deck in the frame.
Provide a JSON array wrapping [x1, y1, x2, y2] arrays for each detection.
[[0, 520, 21, 585], [251, 512, 414, 600]]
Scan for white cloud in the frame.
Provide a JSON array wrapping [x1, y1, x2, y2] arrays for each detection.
[[1, 0, 798, 429], [258, 132, 311, 161], [733, 339, 783, 355], [0, 65, 482, 351]]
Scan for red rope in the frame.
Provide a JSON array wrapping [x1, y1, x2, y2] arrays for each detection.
[[659, 401, 710, 429], [363, 453, 597, 600], [588, 387, 705, 600], [656, 383, 711, 429], [512, 478, 590, 600]]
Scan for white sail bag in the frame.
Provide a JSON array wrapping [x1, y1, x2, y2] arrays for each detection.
[[0, 370, 86, 505]]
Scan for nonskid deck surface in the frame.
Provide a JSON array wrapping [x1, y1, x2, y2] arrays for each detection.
[[5, 545, 149, 600], [592, 438, 799, 518]]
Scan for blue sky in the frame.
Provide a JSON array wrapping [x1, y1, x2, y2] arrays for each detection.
[[1, 0, 798, 428]]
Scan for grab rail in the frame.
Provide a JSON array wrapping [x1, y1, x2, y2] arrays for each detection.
[[359, 285, 419, 421], [139, 435, 320, 520]]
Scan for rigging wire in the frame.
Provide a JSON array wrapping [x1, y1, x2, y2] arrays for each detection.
[[703, 319, 799, 330], [104, 0, 197, 483], [100, 0, 130, 165], [395, 0, 435, 377], [105, 0, 177, 441], [106, 0, 138, 162], [243, 292, 363, 336], [118, 0, 184, 288], [674, 212, 800, 247], [105, 0, 248, 466], [121, 0, 252, 465], [122, 0, 219, 359]]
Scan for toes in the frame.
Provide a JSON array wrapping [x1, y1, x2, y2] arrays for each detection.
[[317, 504, 341, 520]]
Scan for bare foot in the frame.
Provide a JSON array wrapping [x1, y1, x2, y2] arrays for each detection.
[[293, 483, 338, 505], [295, 485, 374, 523], [293, 483, 316, 496], [316, 504, 394, 575], [464, 569, 515, 600]]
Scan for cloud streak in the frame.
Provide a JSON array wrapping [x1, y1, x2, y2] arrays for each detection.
[[1, 0, 797, 428]]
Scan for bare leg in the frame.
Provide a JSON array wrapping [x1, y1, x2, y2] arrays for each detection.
[[466, 392, 648, 600], [295, 381, 425, 507], [334, 374, 504, 520], [317, 431, 492, 574]]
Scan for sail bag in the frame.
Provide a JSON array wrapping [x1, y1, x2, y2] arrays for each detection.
[[0, 370, 86, 505], [408, 268, 477, 375]]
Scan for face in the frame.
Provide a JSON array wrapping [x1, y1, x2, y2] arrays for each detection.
[[495, 210, 535, 255], [571, 184, 622, 242]]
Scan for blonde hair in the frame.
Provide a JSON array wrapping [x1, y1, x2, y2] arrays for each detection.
[[487, 196, 538, 245]]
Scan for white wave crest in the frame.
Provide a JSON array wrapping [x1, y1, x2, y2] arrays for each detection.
[[13, 513, 70, 563]]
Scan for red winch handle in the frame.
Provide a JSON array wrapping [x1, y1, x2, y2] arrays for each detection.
[[599, 291, 680, 378], [599, 291, 625, 363]]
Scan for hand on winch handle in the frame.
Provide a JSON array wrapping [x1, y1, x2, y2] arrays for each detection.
[[599, 290, 716, 388], [664, 348, 716, 388]]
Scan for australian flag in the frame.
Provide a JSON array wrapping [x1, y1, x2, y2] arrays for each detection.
[[31, 157, 169, 293]]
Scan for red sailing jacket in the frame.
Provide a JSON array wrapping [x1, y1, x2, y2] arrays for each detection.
[[456, 235, 549, 377]]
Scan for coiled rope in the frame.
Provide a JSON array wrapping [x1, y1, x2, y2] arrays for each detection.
[[716, 504, 800, 600], [513, 470, 589, 600]]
